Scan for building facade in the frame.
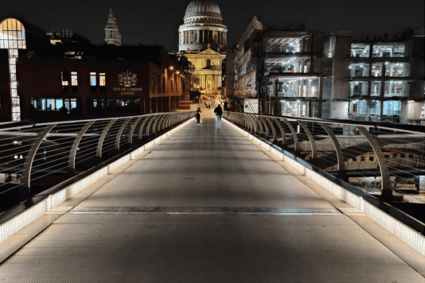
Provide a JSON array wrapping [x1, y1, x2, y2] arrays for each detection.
[[175, 0, 228, 102], [230, 17, 424, 123], [178, 0, 227, 52], [0, 17, 185, 122]]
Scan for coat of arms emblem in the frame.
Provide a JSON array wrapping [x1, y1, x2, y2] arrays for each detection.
[[118, 70, 137, 87]]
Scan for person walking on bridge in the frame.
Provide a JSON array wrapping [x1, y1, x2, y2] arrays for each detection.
[[214, 103, 223, 129], [195, 108, 201, 125]]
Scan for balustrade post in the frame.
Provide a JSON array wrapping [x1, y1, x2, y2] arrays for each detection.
[[22, 124, 57, 196], [96, 119, 117, 160], [128, 117, 143, 144], [356, 126, 392, 201], [68, 121, 95, 176], [115, 118, 132, 150], [297, 120, 318, 163], [281, 118, 299, 155], [319, 123, 346, 180]]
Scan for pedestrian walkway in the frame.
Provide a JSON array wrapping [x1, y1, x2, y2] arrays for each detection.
[[0, 119, 424, 282]]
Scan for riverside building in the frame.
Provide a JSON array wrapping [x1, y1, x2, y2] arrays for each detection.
[[0, 16, 186, 122], [230, 17, 424, 124]]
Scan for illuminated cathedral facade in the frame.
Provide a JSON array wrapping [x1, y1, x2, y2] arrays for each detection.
[[178, 1, 227, 98]]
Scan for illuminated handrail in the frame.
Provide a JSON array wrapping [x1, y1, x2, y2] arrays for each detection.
[[224, 111, 425, 202], [0, 112, 195, 211]]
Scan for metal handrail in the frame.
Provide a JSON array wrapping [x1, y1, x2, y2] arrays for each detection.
[[0, 111, 195, 212], [224, 111, 425, 202]]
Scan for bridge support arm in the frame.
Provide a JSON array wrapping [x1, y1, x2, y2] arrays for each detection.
[[97, 119, 117, 159], [68, 121, 95, 175], [356, 126, 392, 201], [22, 124, 57, 193]]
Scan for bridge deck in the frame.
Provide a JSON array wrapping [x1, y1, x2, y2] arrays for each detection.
[[0, 119, 424, 282]]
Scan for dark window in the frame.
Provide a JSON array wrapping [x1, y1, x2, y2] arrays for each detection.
[[361, 156, 365, 161], [400, 153, 405, 158], [352, 157, 357, 161], [369, 156, 374, 161], [206, 59, 211, 67], [393, 153, 397, 158], [409, 154, 413, 159]]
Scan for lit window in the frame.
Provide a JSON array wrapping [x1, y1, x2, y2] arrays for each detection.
[[71, 72, 78, 86], [0, 18, 27, 121], [99, 73, 106, 86], [90, 72, 97, 86]]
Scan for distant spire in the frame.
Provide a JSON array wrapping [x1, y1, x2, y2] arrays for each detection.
[[105, 9, 121, 46]]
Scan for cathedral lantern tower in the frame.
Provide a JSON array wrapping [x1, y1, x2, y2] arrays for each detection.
[[104, 9, 121, 46], [178, 1, 228, 52]]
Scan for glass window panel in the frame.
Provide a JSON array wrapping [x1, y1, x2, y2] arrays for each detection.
[[31, 98, 37, 109], [12, 97, 20, 105], [47, 99, 55, 110], [10, 49, 18, 57], [10, 19, 16, 30], [99, 73, 106, 86], [71, 99, 77, 109], [17, 40, 22, 49], [64, 99, 70, 110], [371, 82, 381, 97], [90, 72, 97, 86], [71, 72, 78, 85], [56, 99, 63, 110], [41, 99, 46, 111], [369, 100, 380, 115]]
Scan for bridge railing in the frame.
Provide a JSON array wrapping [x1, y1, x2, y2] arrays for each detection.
[[0, 112, 195, 212], [224, 112, 425, 203]]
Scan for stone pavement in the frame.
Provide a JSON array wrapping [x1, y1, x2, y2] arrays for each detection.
[[0, 119, 424, 282]]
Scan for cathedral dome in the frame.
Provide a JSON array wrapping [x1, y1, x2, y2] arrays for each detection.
[[184, 1, 222, 20]]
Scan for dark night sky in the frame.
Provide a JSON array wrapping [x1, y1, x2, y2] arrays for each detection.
[[1, 0, 424, 51]]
